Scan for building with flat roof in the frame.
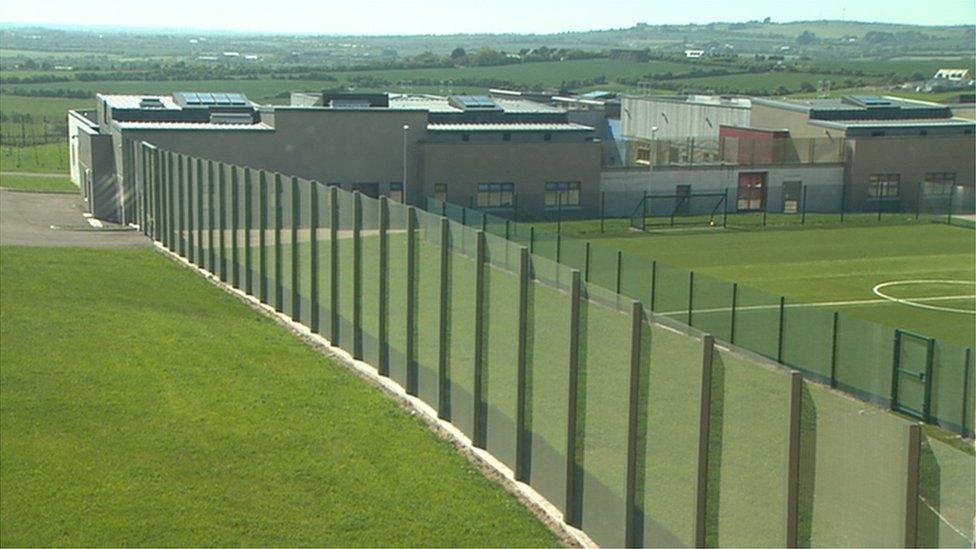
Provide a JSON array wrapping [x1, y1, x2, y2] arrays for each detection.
[[70, 91, 601, 224]]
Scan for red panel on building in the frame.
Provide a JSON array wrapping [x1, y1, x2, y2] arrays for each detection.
[[720, 125, 791, 164]]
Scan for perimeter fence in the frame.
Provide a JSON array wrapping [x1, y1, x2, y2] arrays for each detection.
[[129, 140, 975, 548], [428, 196, 976, 440]]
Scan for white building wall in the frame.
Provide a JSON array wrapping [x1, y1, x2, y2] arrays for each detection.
[[621, 96, 751, 140]]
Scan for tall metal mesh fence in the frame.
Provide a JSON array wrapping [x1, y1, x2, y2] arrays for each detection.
[[136, 145, 975, 548]]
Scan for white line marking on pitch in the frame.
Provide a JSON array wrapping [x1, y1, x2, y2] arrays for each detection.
[[873, 280, 976, 315], [657, 291, 975, 316]]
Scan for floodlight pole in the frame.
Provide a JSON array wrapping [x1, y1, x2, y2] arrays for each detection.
[[402, 124, 410, 205]]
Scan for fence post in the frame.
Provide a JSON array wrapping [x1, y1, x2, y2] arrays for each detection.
[[378, 196, 389, 376], [154, 149, 163, 242], [310, 181, 319, 333], [556, 234, 562, 264], [529, 226, 535, 254], [187, 156, 195, 263], [406, 206, 418, 394], [778, 296, 786, 363], [292, 177, 302, 322], [217, 161, 226, 281], [515, 247, 530, 482], [830, 311, 839, 388], [473, 230, 487, 447], [564, 269, 583, 527], [584, 242, 591, 282], [762, 182, 768, 227], [206, 160, 215, 272], [915, 181, 921, 221], [600, 191, 606, 233], [177, 155, 185, 257], [258, 172, 268, 303], [196, 158, 204, 267], [352, 191, 362, 358], [231, 165, 240, 288], [616, 250, 623, 294], [723, 188, 729, 228], [693, 334, 715, 548], [625, 300, 645, 548], [801, 185, 807, 225], [557, 192, 563, 234], [438, 217, 451, 420], [730, 283, 738, 344], [877, 186, 883, 222], [961, 349, 972, 437], [642, 190, 648, 232], [243, 169, 252, 294], [840, 182, 847, 223], [785, 371, 803, 548], [947, 184, 955, 225], [274, 174, 283, 312], [688, 271, 695, 326], [650, 260, 657, 312], [904, 423, 921, 548], [330, 186, 339, 345]]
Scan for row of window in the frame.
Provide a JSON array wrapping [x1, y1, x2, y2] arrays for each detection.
[[867, 172, 957, 198], [459, 181, 582, 209]]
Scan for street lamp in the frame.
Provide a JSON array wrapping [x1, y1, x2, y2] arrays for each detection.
[[402, 124, 409, 204]]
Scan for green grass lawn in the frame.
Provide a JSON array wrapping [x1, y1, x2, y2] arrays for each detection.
[[0, 246, 559, 547], [0, 172, 75, 192], [0, 143, 70, 173]]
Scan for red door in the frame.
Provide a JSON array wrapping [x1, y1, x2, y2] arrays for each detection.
[[737, 172, 767, 211]]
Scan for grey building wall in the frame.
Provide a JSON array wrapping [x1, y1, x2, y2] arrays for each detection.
[[621, 96, 751, 140], [78, 129, 118, 221], [600, 164, 845, 217], [422, 140, 602, 219]]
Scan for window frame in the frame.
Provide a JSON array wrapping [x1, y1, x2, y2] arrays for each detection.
[[544, 181, 581, 208], [476, 182, 515, 209], [867, 173, 900, 199]]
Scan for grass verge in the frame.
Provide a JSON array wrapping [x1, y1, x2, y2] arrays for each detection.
[[0, 173, 76, 192], [0, 246, 558, 547]]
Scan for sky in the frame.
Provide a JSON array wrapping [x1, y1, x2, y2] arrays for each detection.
[[0, 0, 973, 35]]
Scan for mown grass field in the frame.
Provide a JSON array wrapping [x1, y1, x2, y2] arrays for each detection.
[[0, 246, 559, 547], [0, 172, 75, 191]]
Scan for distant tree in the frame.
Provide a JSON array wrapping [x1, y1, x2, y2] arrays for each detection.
[[800, 81, 816, 92], [450, 47, 467, 61], [763, 17, 772, 24], [796, 31, 818, 45]]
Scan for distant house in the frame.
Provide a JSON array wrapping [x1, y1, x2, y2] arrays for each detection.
[[684, 49, 705, 59], [921, 69, 975, 93], [934, 69, 971, 81]]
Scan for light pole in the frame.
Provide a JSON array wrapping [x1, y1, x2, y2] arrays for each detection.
[[402, 124, 409, 204]]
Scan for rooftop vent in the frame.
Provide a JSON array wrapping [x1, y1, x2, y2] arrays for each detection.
[[448, 95, 502, 112], [209, 112, 256, 125], [139, 97, 165, 109], [843, 95, 893, 108], [174, 91, 250, 108]]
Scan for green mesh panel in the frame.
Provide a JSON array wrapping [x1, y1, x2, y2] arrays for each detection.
[[653, 263, 691, 322], [781, 305, 834, 382], [447, 221, 479, 438], [415, 209, 442, 411], [359, 195, 381, 367], [484, 233, 520, 469], [385, 202, 409, 388], [834, 315, 894, 405], [690, 273, 734, 341], [918, 436, 976, 548], [732, 285, 781, 360]]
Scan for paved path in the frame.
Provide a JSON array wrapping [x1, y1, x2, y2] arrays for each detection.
[[0, 188, 149, 247]]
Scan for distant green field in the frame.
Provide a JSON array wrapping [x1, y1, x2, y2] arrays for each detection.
[[0, 143, 69, 172], [801, 57, 976, 77], [542, 221, 975, 348], [0, 173, 75, 192]]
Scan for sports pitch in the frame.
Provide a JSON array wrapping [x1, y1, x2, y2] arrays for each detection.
[[551, 221, 975, 349]]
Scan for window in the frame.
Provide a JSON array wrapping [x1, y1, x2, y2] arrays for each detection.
[[543, 133, 552, 141], [434, 183, 447, 202], [388, 182, 403, 203], [545, 181, 581, 207], [868, 174, 900, 198], [635, 143, 651, 165], [461, 133, 470, 142], [924, 172, 955, 195], [870, 130, 886, 137], [502, 133, 511, 141], [476, 183, 514, 208]]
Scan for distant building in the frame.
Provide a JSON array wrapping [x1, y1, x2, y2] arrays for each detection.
[[69, 92, 601, 223], [684, 49, 705, 59], [934, 69, 971, 81]]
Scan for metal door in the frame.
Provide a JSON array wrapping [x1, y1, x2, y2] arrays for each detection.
[[891, 329, 934, 421], [782, 181, 802, 214]]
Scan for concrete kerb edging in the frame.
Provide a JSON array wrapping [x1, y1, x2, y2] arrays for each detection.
[[153, 241, 597, 549]]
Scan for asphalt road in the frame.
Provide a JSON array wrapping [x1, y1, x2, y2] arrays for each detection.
[[0, 188, 149, 248]]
